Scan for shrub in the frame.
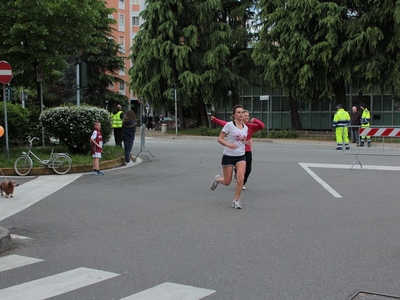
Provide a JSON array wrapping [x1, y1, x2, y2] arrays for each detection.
[[198, 126, 221, 136], [0, 103, 33, 146], [253, 129, 268, 138], [39, 105, 112, 154], [268, 129, 298, 139]]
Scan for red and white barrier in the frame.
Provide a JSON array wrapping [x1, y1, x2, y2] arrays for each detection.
[[359, 127, 400, 137]]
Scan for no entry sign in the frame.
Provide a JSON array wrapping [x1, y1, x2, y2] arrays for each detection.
[[0, 61, 13, 84]]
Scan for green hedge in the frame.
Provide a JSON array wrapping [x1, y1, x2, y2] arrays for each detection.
[[40, 105, 112, 154]]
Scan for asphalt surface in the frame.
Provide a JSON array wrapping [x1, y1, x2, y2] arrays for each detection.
[[1, 131, 400, 299]]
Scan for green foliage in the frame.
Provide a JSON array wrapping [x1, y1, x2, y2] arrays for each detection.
[[0, 0, 122, 108], [129, 0, 254, 126], [253, 0, 400, 103], [0, 145, 123, 168], [39, 105, 112, 154], [0, 103, 34, 146], [252, 130, 267, 139], [268, 129, 298, 139], [197, 126, 221, 137]]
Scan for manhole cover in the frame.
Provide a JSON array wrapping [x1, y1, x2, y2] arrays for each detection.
[[351, 292, 400, 300]]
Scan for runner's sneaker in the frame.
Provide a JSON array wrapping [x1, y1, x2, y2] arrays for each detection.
[[97, 170, 104, 176], [232, 200, 242, 209], [242, 185, 246, 190], [210, 175, 221, 191], [91, 170, 97, 175]]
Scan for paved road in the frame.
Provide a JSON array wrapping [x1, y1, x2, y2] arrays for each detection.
[[0, 136, 400, 300]]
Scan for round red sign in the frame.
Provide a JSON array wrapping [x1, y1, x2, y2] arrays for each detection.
[[0, 61, 13, 84]]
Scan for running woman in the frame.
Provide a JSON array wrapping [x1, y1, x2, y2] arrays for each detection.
[[210, 105, 248, 209], [211, 110, 265, 190]]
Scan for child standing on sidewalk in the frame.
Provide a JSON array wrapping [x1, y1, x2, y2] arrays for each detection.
[[90, 120, 104, 175]]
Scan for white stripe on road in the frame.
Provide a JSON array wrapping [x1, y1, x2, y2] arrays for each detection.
[[10, 234, 32, 240], [299, 163, 343, 198], [0, 174, 82, 221], [120, 282, 216, 300], [0, 267, 119, 300], [299, 163, 400, 198], [0, 255, 43, 273]]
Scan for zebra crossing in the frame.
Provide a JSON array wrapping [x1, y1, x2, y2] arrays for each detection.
[[0, 254, 216, 300]]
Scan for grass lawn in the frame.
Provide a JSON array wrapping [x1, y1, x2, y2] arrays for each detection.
[[0, 145, 124, 169]]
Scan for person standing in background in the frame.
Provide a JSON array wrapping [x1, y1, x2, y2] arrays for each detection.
[[147, 114, 154, 130], [90, 120, 104, 176], [142, 113, 148, 129], [360, 103, 371, 147], [332, 104, 351, 150], [350, 106, 361, 146], [122, 110, 137, 166], [111, 104, 124, 146]]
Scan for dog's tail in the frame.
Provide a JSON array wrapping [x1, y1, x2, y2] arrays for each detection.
[[0, 168, 7, 183]]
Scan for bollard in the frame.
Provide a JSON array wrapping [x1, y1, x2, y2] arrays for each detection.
[[161, 123, 167, 133]]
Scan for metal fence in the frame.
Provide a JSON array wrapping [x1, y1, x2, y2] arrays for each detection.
[[343, 126, 400, 169]]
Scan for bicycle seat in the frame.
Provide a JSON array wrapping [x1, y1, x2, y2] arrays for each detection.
[[49, 137, 60, 145]]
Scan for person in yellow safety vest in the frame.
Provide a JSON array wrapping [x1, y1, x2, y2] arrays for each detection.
[[111, 104, 124, 147], [360, 103, 371, 147], [332, 104, 351, 150]]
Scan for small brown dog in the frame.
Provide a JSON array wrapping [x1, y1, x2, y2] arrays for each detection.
[[1, 180, 19, 198]]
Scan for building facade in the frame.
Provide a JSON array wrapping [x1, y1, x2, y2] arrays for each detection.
[[106, 0, 144, 104], [215, 85, 400, 130]]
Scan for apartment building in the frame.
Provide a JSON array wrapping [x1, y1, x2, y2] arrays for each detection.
[[106, 0, 144, 104]]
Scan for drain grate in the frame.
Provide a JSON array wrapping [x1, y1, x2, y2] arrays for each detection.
[[350, 291, 400, 300]]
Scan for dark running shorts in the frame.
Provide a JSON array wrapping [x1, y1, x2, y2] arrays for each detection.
[[221, 155, 246, 167]]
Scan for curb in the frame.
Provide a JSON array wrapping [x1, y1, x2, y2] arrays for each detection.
[[0, 226, 12, 253], [0, 157, 127, 177]]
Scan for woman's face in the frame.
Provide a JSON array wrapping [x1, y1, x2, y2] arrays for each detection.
[[233, 107, 244, 120], [243, 112, 250, 122]]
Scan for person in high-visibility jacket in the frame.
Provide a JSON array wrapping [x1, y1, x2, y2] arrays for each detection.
[[111, 104, 124, 147], [332, 104, 351, 150], [360, 103, 371, 147]]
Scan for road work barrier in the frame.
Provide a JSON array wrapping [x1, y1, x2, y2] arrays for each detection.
[[343, 126, 400, 169]]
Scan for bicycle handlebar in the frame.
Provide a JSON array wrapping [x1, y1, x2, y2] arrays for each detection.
[[28, 137, 39, 144]]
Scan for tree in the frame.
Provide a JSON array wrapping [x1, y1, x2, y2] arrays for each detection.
[[0, 0, 121, 107], [129, 0, 251, 127], [253, 0, 400, 129]]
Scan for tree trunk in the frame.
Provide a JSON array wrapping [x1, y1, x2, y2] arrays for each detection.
[[289, 92, 302, 130], [332, 78, 347, 109], [197, 96, 209, 127]]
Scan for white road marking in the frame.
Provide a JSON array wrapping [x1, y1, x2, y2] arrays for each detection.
[[0, 267, 119, 300], [120, 282, 216, 300], [0, 174, 82, 221], [299, 163, 400, 198], [0, 255, 43, 273], [10, 234, 31, 240]]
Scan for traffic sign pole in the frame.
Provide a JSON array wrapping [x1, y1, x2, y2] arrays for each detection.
[[0, 61, 12, 160]]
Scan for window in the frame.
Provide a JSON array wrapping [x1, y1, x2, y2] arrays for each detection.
[[118, 14, 125, 32], [119, 68, 126, 76], [132, 16, 139, 26], [119, 82, 125, 94], [109, 83, 114, 89], [118, 36, 125, 53], [108, 14, 114, 19], [132, 0, 139, 4], [118, 0, 124, 10]]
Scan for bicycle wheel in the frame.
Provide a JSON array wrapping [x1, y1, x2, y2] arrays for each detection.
[[51, 154, 72, 175], [14, 156, 33, 176]]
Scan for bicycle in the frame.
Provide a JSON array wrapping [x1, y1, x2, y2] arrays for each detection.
[[14, 137, 72, 176]]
